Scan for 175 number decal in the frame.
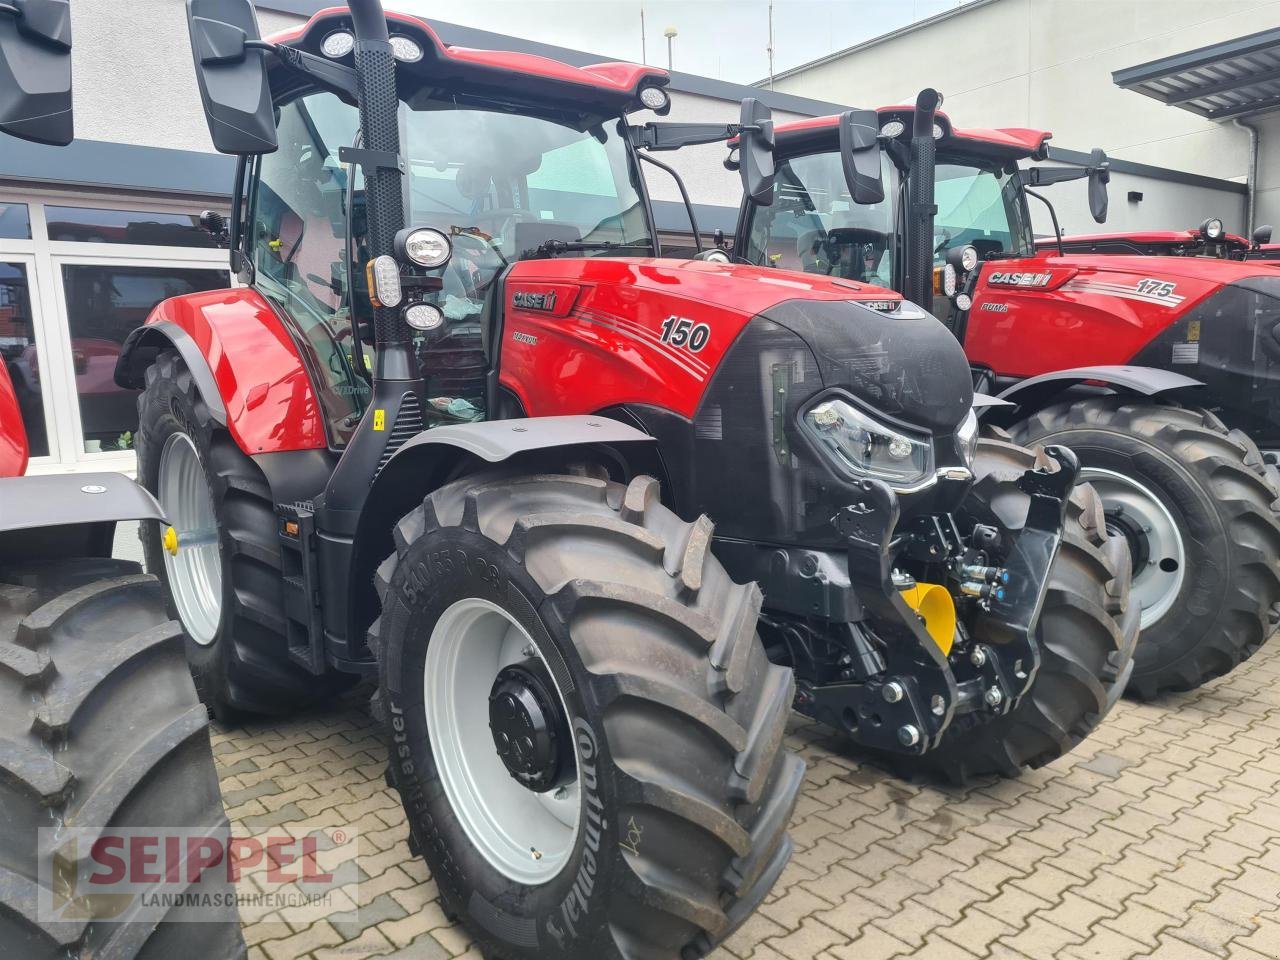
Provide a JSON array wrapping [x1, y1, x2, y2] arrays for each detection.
[[659, 315, 710, 352]]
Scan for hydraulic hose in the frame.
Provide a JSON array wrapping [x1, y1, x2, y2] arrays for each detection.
[[907, 88, 941, 314]]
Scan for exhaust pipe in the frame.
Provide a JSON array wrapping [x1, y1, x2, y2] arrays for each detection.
[[905, 88, 941, 314], [349, 0, 412, 372]]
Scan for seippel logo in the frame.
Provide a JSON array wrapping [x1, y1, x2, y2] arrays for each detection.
[[512, 290, 557, 312]]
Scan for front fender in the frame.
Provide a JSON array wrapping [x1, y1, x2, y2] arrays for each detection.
[[346, 415, 656, 652], [114, 288, 326, 455], [995, 365, 1202, 416], [0, 472, 166, 564]]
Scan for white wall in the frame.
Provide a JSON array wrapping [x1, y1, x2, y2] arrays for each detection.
[[771, 0, 1280, 234]]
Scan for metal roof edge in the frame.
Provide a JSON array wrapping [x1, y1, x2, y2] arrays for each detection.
[[1046, 146, 1248, 195], [1113, 24, 1280, 87]]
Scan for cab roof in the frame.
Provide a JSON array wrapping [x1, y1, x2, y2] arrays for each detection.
[[773, 107, 1052, 162], [267, 8, 669, 114]]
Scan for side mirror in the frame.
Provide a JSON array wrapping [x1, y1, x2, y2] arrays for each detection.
[[0, 0, 73, 145], [738, 98, 775, 207], [1253, 224, 1273, 247], [1087, 147, 1110, 224], [838, 109, 885, 205], [186, 0, 277, 155]]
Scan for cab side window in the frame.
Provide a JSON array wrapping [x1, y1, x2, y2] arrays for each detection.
[[250, 93, 368, 444]]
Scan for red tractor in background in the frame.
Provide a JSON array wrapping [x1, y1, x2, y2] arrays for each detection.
[[735, 92, 1280, 702], [108, 3, 1139, 957], [0, 6, 243, 958], [1036, 218, 1280, 260]]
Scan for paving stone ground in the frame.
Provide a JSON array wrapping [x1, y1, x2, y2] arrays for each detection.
[[219, 640, 1280, 960]]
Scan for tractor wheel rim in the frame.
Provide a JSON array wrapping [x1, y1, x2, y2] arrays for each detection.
[[157, 432, 223, 646], [425, 597, 581, 885], [1079, 466, 1186, 629]]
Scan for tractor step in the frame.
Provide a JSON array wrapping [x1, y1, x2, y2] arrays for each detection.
[[277, 506, 327, 675]]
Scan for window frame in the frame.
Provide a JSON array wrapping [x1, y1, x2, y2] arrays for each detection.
[[0, 185, 231, 476]]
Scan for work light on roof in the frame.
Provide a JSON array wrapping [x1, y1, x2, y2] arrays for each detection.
[[390, 35, 424, 62], [1201, 217, 1224, 240], [320, 30, 355, 59], [880, 119, 906, 138], [639, 85, 671, 112]]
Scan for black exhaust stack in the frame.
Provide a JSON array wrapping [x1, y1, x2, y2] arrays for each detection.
[[905, 88, 941, 313], [348, 0, 412, 380]]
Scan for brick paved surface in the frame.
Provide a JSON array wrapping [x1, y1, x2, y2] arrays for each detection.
[[221, 641, 1280, 960]]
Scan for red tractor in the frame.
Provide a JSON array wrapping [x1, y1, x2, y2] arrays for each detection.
[[1035, 219, 1280, 260], [0, 6, 243, 958], [735, 91, 1280, 700], [114, 5, 1138, 956]]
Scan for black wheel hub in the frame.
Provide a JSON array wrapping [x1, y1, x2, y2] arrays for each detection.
[[488, 658, 573, 793], [1103, 503, 1150, 575]]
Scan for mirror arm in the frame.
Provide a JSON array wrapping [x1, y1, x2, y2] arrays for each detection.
[[1023, 187, 1064, 256], [638, 152, 702, 252], [1027, 165, 1090, 187], [630, 121, 742, 152], [271, 44, 360, 103]]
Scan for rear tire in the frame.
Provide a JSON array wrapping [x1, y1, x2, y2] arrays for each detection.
[[1010, 399, 1280, 698], [136, 349, 348, 719], [372, 471, 804, 960], [0, 559, 245, 959], [895, 438, 1140, 783]]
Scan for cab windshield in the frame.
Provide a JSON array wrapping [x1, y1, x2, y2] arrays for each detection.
[[249, 90, 652, 444], [743, 151, 897, 285], [742, 151, 1033, 286]]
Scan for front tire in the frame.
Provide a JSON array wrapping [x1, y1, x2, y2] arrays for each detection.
[[136, 349, 346, 719], [372, 471, 804, 960], [0, 559, 245, 959], [896, 438, 1141, 783], [1010, 399, 1280, 698]]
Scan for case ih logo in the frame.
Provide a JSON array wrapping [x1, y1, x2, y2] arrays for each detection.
[[512, 290, 558, 311], [987, 271, 1053, 288]]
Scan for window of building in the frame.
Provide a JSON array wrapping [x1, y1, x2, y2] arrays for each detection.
[[44, 205, 218, 248], [0, 204, 31, 240], [0, 261, 48, 457]]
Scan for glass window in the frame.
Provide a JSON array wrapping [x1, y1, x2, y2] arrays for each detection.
[[0, 204, 30, 240], [251, 92, 368, 445], [933, 164, 1031, 261], [0, 262, 48, 457], [744, 151, 897, 286], [44, 206, 218, 248], [61, 265, 228, 453]]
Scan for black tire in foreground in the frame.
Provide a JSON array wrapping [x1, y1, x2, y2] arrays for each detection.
[[371, 471, 805, 960], [1010, 399, 1280, 699], [0, 559, 245, 959], [136, 349, 347, 719], [895, 438, 1141, 784]]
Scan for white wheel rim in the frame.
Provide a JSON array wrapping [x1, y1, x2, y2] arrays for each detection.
[[157, 432, 223, 646], [425, 597, 581, 885], [1080, 467, 1187, 629]]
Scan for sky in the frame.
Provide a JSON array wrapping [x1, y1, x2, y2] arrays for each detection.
[[388, 0, 978, 85]]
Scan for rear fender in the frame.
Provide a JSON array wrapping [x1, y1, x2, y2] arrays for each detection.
[[0, 472, 166, 564], [114, 288, 326, 455], [987, 365, 1203, 424], [345, 415, 656, 651]]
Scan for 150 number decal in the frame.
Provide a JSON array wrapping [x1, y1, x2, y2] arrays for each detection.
[[660, 315, 711, 352]]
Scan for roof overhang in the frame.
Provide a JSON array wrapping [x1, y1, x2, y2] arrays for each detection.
[[1114, 26, 1280, 121]]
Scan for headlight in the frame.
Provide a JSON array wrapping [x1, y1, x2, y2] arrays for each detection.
[[959, 245, 979, 272], [395, 227, 452, 268], [1201, 216, 1224, 240], [956, 408, 979, 465], [943, 263, 957, 298], [804, 397, 933, 489]]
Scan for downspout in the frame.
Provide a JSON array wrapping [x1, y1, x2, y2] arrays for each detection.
[[1234, 117, 1259, 235]]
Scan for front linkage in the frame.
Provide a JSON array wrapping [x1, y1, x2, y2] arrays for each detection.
[[790, 446, 1080, 756]]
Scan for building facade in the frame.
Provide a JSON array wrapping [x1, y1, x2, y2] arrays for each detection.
[[766, 0, 1273, 237]]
